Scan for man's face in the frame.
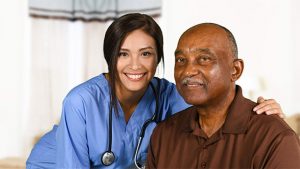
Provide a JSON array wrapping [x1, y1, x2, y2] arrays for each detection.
[[174, 25, 235, 106]]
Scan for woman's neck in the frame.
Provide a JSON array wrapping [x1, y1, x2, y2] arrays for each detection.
[[116, 83, 147, 123], [104, 73, 148, 123]]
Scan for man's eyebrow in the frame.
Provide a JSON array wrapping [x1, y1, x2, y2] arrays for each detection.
[[174, 48, 214, 56], [174, 50, 183, 56]]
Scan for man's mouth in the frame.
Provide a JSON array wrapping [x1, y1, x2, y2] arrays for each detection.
[[186, 82, 204, 87], [182, 77, 205, 87]]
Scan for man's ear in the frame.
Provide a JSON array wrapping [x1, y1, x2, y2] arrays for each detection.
[[231, 58, 244, 82]]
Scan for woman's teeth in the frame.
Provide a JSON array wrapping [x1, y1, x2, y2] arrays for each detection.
[[126, 74, 144, 80]]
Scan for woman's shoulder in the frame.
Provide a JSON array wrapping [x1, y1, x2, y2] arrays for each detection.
[[152, 77, 190, 117], [152, 77, 176, 92], [65, 74, 109, 101]]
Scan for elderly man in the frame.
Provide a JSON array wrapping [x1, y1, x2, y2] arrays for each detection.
[[147, 23, 300, 168]]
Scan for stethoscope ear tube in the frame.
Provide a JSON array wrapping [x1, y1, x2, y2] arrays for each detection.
[[134, 137, 143, 169]]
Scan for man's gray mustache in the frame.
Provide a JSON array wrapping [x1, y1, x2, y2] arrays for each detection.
[[181, 77, 204, 85]]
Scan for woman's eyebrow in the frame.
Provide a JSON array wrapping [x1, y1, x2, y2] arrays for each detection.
[[139, 47, 155, 51]]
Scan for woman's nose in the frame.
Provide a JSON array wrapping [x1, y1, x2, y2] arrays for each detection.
[[129, 55, 141, 70]]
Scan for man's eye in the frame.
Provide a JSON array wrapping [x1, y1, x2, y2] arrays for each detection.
[[175, 57, 185, 63], [199, 56, 211, 62], [118, 52, 128, 57]]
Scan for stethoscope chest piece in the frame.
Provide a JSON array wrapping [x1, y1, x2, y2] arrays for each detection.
[[101, 151, 115, 166]]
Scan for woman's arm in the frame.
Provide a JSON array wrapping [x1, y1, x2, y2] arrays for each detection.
[[56, 93, 90, 168]]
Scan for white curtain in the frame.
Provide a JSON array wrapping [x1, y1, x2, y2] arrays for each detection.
[[29, 0, 161, 21], [23, 18, 110, 154], [24, 0, 162, 156]]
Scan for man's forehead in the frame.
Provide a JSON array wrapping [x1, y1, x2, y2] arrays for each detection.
[[175, 47, 212, 55], [180, 24, 228, 43], [185, 23, 225, 35], [176, 33, 219, 52], [177, 25, 228, 49]]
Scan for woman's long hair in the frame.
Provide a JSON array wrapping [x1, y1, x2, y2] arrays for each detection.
[[103, 13, 164, 115]]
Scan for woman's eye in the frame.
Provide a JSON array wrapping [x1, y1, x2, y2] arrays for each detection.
[[141, 51, 152, 57], [118, 52, 128, 57]]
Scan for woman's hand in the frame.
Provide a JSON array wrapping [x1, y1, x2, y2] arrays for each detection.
[[253, 96, 284, 118]]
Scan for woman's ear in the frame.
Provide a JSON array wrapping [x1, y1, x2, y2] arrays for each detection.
[[231, 58, 244, 82]]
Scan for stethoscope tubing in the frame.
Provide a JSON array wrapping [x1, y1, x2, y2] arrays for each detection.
[[102, 78, 160, 168], [134, 79, 160, 168]]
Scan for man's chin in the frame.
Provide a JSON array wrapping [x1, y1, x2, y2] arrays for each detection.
[[183, 97, 207, 106]]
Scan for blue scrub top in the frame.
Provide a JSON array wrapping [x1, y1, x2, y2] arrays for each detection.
[[26, 74, 190, 169]]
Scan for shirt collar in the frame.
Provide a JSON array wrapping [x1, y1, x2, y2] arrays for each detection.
[[222, 85, 255, 134], [182, 85, 255, 135], [180, 106, 198, 133]]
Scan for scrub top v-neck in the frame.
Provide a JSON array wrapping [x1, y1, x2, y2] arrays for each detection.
[[26, 74, 190, 169]]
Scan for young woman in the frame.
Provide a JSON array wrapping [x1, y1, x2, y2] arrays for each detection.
[[26, 13, 283, 169]]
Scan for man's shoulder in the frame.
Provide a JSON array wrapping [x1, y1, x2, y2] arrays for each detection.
[[249, 113, 295, 136]]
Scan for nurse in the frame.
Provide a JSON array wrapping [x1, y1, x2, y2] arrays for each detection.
[[26, 13, 284, 169]]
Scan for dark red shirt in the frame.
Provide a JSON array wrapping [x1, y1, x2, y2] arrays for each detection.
[[147, 86, 300, 169]]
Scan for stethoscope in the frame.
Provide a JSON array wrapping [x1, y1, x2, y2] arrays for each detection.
[[101, 78, 160, 168]]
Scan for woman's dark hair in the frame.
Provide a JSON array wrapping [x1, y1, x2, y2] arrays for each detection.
[[103, 13, 164, 114]]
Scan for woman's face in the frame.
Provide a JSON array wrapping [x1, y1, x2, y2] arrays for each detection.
[[116, 29, 158, 94]]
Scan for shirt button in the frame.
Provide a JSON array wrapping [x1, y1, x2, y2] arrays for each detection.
[[201, 162, 207, 168]]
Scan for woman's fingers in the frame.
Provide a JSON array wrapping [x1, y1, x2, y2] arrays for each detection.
[[253, 98, 284, 118]]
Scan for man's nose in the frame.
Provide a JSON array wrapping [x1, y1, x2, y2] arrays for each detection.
[[184, 61, 200, 77]]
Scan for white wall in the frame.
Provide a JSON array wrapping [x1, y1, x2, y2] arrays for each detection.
[[160, 0, 300, 116], [0, 1, 28, 158], [0, 0, 299, 159], [291, 0, 300, 114]]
